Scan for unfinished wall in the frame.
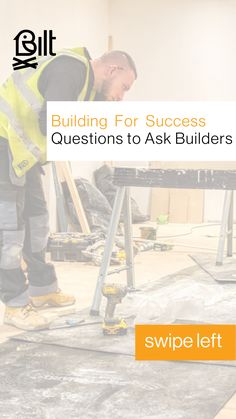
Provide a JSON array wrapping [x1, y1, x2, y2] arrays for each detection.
[[110, 0, 236, 101], [110, 0, 236, 220]]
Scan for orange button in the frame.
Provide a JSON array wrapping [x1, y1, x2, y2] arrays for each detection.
[[135, 324, 236, 361]]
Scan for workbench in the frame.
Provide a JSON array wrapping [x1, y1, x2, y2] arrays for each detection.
[[91, 167, 236, 314]]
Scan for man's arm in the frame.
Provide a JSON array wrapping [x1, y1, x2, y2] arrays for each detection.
[[38, 55, 87, 135]]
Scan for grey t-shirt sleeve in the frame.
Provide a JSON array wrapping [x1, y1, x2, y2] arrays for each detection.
[[38, 55, 87, 135]]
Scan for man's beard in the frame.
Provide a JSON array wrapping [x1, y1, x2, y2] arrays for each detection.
[[94, 91, 106, 101], [99, 79, 113, 100]]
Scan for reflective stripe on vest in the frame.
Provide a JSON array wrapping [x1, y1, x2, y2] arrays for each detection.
[[0, 97, 42, 160], [12, 71, 42, 111]]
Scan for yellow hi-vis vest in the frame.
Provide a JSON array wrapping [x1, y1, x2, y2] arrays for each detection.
[[0, 47, 96, 177]]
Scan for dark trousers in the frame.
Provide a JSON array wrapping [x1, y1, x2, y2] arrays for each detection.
[[0, 139, 57, 306]]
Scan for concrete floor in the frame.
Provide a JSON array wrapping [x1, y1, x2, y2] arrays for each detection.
[[0, 223, 236, 418]]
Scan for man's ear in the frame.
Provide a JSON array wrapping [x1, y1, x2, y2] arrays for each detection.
[[104, 64, 117, 78]]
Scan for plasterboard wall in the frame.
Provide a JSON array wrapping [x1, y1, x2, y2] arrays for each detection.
[[109, 0, 236, 221]]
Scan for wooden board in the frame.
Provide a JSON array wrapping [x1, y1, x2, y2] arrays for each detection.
[[57, 162, 91, 234], [149, 162, 205, 223], [169, 189, 203, 223]]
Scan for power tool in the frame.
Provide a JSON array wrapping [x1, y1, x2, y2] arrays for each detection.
[[102, 283, 128, 335]]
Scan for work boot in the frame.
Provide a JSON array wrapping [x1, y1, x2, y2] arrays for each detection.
[[30, 289, 76, 308], [4, 304, 51, 331]]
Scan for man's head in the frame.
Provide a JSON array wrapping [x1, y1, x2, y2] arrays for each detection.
[[91, 50, 137, 101]]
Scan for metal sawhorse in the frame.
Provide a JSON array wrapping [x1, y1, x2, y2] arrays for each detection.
[[90, 187, 135, 315], [216, 190, 234, 265], [90, 167, 236, 315]]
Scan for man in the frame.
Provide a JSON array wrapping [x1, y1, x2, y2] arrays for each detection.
[[0, 47, 137, 330]]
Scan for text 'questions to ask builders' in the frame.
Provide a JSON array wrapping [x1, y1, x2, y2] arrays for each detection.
[[46, 101, 236, 161]]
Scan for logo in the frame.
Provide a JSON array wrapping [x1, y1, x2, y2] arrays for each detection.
[[17, 160, 29, 170], [13, 29, 56, 71]]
